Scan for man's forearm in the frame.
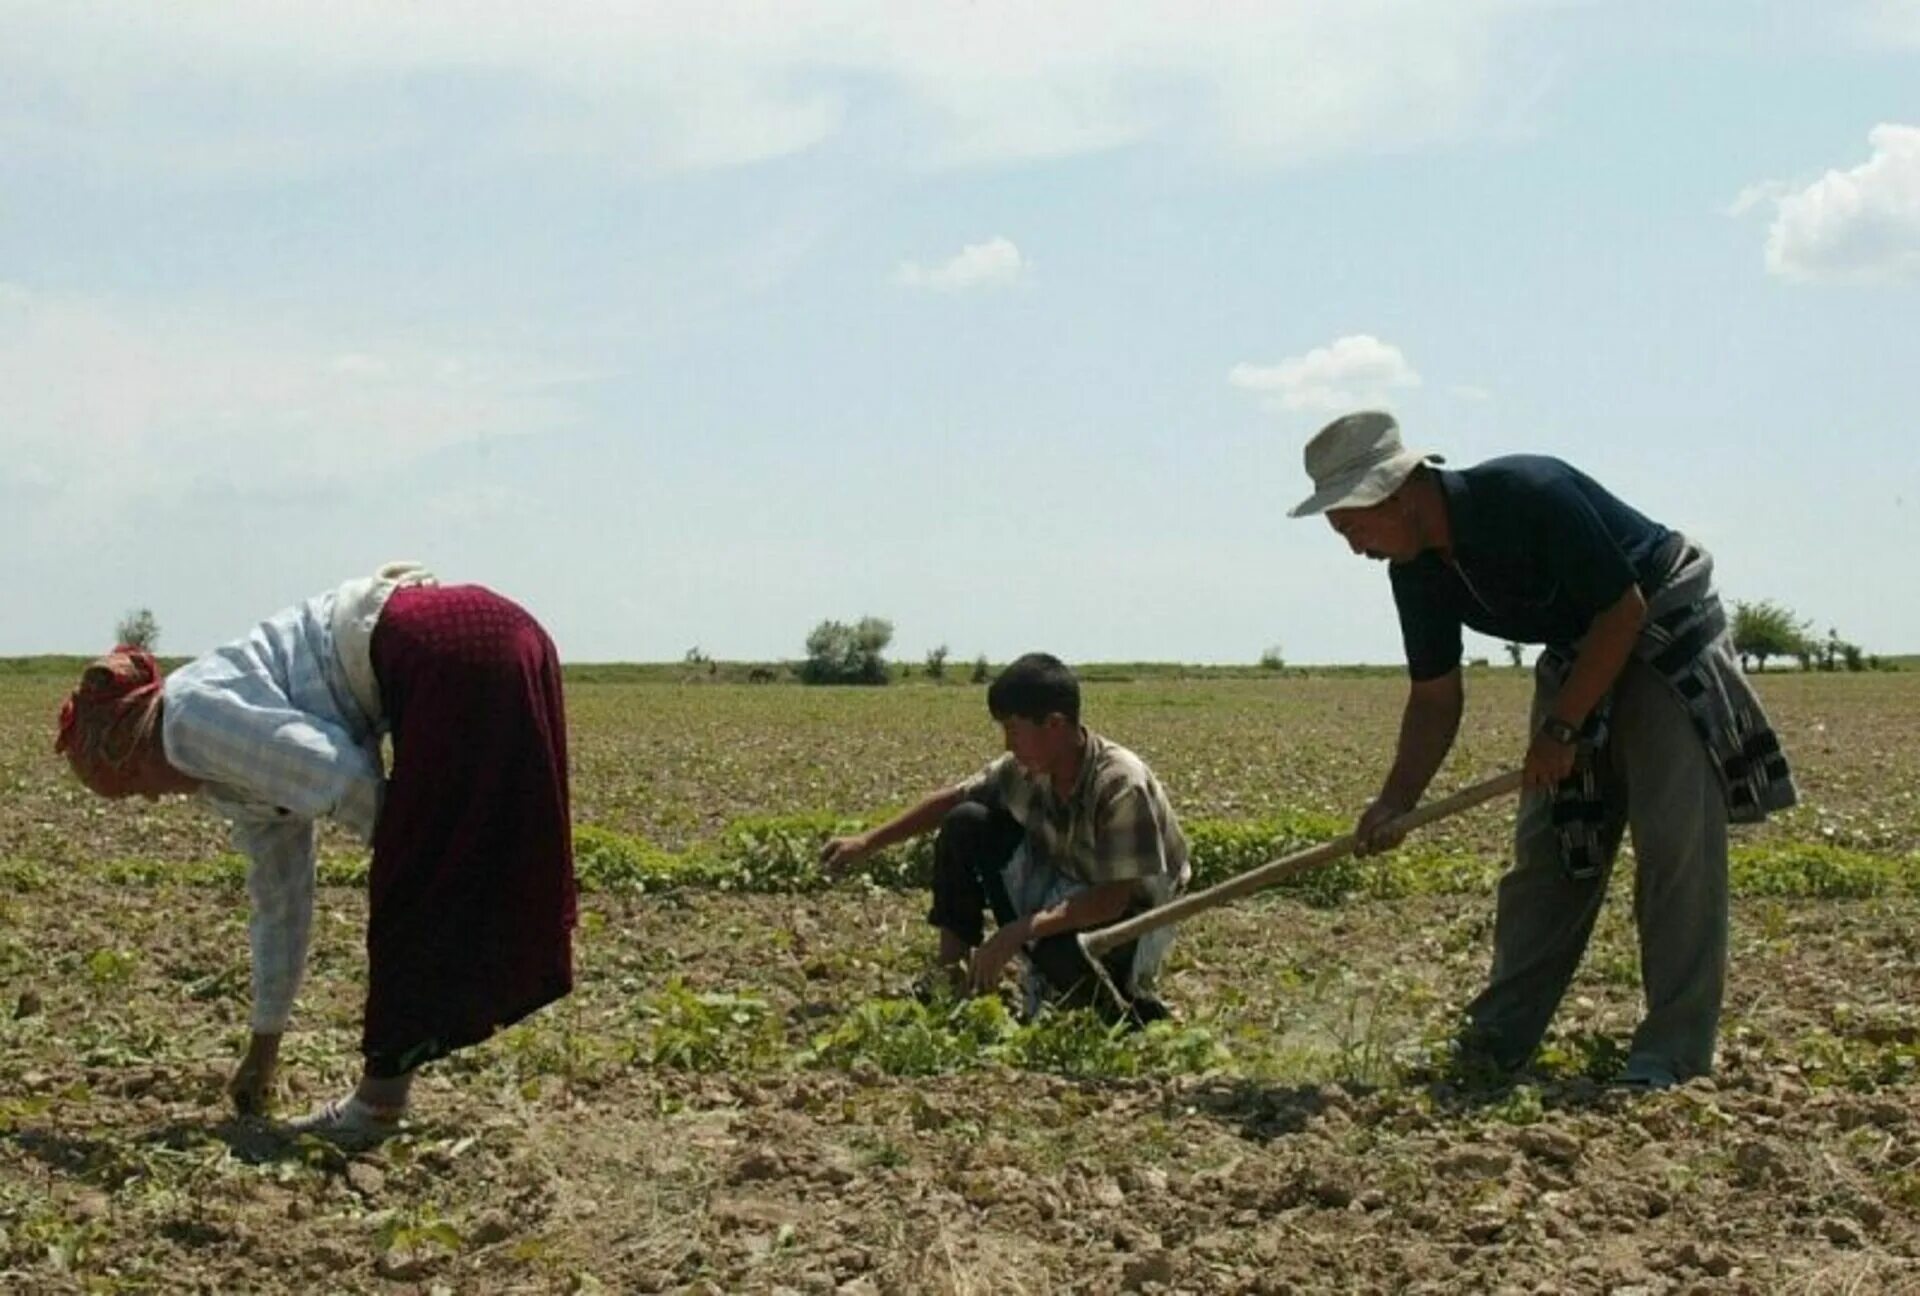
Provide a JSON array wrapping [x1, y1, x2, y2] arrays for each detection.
[[1380, 690, 1464, 809], [1549, 588, 1647, 730]]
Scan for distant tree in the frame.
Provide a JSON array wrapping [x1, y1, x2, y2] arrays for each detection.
[[924, 644, 950, 679], [970, 654, 991, 684], [1258, 644, 1285, 671], [800, 617, 893, 685], [1817, 627, 1866, 674], [1503, 641, 1524, 669], [683, 645, 710, 665], [116, 607, 160, 652], [1731, 600, 1809, 672]]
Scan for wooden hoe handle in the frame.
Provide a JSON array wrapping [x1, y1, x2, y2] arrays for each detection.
[[1079, 768, 1524, 960]]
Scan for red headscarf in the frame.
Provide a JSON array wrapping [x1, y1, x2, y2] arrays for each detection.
[[55, 647, 167, 789]]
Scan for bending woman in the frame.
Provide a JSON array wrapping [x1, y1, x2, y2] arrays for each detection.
[[54, 565, 577, 1142]]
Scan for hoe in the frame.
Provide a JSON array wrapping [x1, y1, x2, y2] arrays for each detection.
[[1070, 769, 1524, 1019]]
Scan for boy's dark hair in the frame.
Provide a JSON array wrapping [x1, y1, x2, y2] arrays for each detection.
[[987, 653, 1080, 725]]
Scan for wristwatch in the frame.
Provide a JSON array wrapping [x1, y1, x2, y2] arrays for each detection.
[[1540, 717, 1581, 746]]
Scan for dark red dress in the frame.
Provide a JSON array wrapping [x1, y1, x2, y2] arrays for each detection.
[[361, 584, 577, 1075]]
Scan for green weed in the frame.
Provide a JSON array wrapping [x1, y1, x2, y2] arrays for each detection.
[[800, 993, 1230, 1079], [1793, 1030, 1920, 1092], [0, 858, 52, 892], [1730, 842, 1916, 899], [635, 978, 784, 1071]]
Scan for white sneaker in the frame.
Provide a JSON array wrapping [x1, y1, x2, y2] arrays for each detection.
[[287, 1094, 405, 1146]]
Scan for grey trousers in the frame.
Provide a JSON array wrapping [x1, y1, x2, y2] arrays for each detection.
[[1463, 654, 1730, 1084]]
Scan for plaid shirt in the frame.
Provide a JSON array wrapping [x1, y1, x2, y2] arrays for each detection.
[[162, 587, 385, 1033], [960, 728, 1190, 906]]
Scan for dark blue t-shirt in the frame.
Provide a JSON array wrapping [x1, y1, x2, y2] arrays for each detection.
[[1390, 456, 1673, 681]]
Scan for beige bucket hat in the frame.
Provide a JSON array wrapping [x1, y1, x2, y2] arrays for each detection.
[[1287, 410, 1441, 518]]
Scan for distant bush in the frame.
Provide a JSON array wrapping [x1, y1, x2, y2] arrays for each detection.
[[116, 608, 159, 652], [801, 617, 893, 685], [971, 654, 991, 684], [1814, 628, 1867, 674], [1259, 645, 1285, 671], [924, 644, 949, 679]]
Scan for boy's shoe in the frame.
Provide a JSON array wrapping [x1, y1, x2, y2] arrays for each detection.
[[1616, 1059, 1679, 1091], [1125, 992, 1172, 1029]]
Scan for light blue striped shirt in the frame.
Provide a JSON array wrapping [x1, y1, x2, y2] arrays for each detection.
[[162, 588, 386, 1033]]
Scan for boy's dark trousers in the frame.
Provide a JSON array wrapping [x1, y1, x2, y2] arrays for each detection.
[[927, 800, 1165, 1024]]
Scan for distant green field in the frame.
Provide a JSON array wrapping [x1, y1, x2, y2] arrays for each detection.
[[8, 664, 1917, 862]]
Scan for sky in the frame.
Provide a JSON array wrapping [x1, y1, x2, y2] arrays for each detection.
[[2, 1, 1917, 665]]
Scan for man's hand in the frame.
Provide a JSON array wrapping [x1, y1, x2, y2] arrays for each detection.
[[818, 832, 872, 876], [228, 1031, 281, 1117], [1353, 796, 1413, 856], [1523, 729, 1578, 791], [968, 921, 1029, 995]]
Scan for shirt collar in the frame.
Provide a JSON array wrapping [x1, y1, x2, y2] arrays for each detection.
[[1039, 727, 1102, 812], [1433, 466, 1478, 556], [1069, 727, 1102, 804]]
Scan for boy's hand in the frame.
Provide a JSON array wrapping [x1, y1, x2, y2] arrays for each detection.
[[818, 833, 872, 875], [968, 922, 1028, 994]]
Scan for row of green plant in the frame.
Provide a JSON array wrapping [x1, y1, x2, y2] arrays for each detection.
[[516, 977, 1920, 1095], [5, 819, 1916, 903], [520, 977, 1237, 1082]]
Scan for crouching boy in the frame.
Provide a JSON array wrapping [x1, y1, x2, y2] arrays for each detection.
[[820, 653, 1189, 1022]]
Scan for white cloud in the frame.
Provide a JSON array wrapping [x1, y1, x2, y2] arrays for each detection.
[[893, 237, 1025, 292], [1739, 123, 1920, 284], [0, 285, 586, 510], [0, 1, 1548, 179], [1230, 334, 1422, 413], [1725, 180, 1792, 218]]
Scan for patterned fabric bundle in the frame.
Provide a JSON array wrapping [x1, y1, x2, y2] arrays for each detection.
[[1542, 537, 1798, 878], [54, 648, 167, 793]]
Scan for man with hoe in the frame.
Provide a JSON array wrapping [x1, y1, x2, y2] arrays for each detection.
[[1292, 411, 1796, 1088]]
